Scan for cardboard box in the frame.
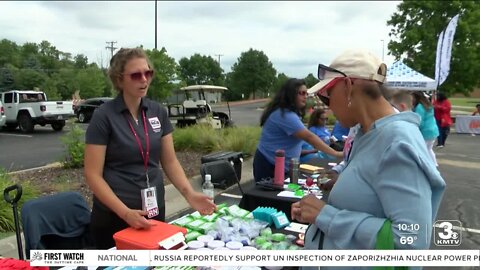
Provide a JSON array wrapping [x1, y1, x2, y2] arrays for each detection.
[[299, 164, 324, 174]]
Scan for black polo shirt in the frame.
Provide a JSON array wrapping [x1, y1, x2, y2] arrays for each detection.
[[86, 94, 173, 214]]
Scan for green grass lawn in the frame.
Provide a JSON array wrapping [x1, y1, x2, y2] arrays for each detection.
[[0, 231, 15, 240], [450, 97, 480, 108]]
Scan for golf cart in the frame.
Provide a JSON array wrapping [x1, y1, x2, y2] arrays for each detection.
[[166, 85, 234, 129]]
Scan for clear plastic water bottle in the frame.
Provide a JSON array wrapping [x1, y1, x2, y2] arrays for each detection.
[[202, 174, 215, 201]]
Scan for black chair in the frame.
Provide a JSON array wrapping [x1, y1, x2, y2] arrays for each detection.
[[21, 192, 93, 259], [200, 159, 244, 195]]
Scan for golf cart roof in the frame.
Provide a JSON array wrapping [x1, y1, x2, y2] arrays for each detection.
[[179, 85, 228, 92]]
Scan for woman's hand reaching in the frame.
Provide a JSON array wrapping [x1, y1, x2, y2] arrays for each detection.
[[291, 194, 326, 224], [186, 191, 217, 215]]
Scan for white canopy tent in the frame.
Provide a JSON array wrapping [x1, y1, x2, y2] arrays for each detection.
[[386, 61, 437, 92]]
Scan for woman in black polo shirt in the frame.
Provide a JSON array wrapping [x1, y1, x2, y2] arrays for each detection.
[[84, 48, 216, 249]]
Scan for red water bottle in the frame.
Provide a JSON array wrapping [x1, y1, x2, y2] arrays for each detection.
[[274, 149, 285, 185]]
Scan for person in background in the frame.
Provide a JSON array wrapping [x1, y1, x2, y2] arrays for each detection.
[[292, 50, 445, 262], [300, 109, 335, 163], [330, 120, 349, 151], [308, 109, 331, 143], [317, 125, 358, 192], [433, 92, 452, 148], [84, 48, 216, 249], [389, 90, 413, 112], [412, 91, 440, 166], [253, 78, 342, 183], [472, 103, 480, 116]]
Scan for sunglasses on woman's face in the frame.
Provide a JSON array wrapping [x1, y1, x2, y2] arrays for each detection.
[[317, 64, 347, 80], [317, 77, 345, 106], [124, 70, 154, 81], [316, 64, 349, 106]]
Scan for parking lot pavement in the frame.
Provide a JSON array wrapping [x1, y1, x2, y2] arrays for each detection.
[[429, 133, 480, 252]]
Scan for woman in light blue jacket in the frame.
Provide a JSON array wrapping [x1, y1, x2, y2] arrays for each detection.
[[412, 91, 440, 166], [293, 50, 445, 270]]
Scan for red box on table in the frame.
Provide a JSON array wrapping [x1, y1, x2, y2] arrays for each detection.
[[113, 220, 187, 250]]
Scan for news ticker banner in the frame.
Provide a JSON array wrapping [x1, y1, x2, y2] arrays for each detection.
[[30, 250, 480, 267]]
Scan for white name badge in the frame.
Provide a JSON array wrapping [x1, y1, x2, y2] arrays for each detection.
[[141, 187, 159, 218], [148, 117, 162, 132]]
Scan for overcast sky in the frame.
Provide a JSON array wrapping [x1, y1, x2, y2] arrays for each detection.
[[0, 1, 401, 78]]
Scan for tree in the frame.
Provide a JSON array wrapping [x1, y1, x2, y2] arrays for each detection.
[[53, 68, 77, 100], [0, 39, 21, 67], [145, 47, 178, 101], [41, 77, 61, 100], [14, 69, 47, 90], [228, 49, 277, 99], [0, 39, 114, 100], [178, 54, 224, 85], [271, 73, 289, 95], [0, 64, 16, 92], [74, 54, 88, 69], [304, 73, 319, 88], [38, 40, 60, 75], [73, 67, 106, 99], [387, 1, 480, 95]]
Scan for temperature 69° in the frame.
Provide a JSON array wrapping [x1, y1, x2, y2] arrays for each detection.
[[400, 236, 418, 245]]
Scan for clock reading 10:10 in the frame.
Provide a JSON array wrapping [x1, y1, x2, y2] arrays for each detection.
[[397, 223, 420, 231]]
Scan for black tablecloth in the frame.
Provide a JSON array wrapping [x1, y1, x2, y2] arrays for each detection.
[[239, 183, 299, 218], [239, 158, 337, 220]]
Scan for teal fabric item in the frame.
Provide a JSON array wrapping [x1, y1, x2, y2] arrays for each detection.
[[414, 104, 439, 141]]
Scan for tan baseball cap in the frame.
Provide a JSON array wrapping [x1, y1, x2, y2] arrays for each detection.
[[308, 49, 387, 95]]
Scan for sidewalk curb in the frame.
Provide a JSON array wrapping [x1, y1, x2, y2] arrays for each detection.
[[214, 98, 269, 108], [7, 162, 63, 175]]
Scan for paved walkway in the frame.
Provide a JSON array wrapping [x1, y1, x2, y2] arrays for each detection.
[[0, 158, 255, 259]]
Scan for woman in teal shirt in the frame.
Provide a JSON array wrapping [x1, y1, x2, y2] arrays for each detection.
[[412, 92, 439, 166]]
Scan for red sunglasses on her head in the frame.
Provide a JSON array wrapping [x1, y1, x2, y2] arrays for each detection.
[[124, 70, 154, 81]]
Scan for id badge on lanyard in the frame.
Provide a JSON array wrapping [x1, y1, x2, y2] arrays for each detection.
[[126, 110, 159, 218], [141, 186, 159, 218]]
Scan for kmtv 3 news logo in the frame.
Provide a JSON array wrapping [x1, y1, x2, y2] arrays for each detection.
[[434, 220, 462, 246]]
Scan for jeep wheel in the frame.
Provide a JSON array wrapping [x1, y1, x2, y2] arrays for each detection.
[[78, 112, 87, 123], [18, 114, 34, 133], [52, 120, 66, 131]]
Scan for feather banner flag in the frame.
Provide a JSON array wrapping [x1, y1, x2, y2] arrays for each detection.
[[435, 14, 460, 86]]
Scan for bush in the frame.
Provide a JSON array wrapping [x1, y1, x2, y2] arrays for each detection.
[[56, 119, 261, 169], [219, 126, 262, 157], [0, 169, 40, 232], [173, 125, 261, 156], [173, 124, 222, 153], [60, 121, 85, 168]]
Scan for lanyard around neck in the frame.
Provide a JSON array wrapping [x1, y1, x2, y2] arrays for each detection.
[[126, 110, 150, 175]]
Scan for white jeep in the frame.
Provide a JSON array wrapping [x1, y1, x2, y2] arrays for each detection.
[[1, 90, 75, 133]]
